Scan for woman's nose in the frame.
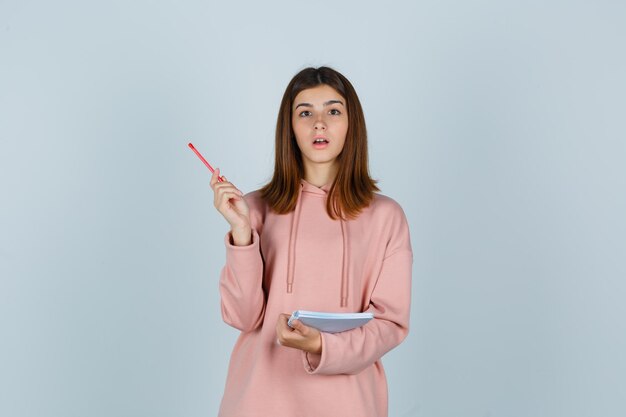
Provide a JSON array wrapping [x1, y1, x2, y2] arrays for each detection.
[[314, 117, 326, 130]]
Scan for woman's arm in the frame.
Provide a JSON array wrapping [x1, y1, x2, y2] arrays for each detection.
[[301, 204, 413, 375], [211, 168, 266, 332], [219, 228, 266, 332]]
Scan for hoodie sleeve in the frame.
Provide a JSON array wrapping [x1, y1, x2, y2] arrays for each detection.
[[301, 201, 413, 375], [219, 229, 266, 332], [218, 193, 266, 332]]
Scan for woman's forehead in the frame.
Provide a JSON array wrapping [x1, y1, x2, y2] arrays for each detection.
[[293, 85, 345, 106]]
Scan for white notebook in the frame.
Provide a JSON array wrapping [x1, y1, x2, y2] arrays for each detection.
[[288, 310, 374, 333]]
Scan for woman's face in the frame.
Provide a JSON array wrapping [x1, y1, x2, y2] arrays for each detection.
[[292, 84, 348, 173]]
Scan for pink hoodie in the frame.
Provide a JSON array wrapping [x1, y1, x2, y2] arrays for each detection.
[[217, 179, 413, 417]]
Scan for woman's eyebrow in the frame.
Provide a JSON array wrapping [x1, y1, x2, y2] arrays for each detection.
[[294, 99, 344, 110]]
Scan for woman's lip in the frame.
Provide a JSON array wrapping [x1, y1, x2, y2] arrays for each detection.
[[312, 135, 329, 148]]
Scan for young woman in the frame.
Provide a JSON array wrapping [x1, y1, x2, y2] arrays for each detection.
[[210, 66, 413, 417]]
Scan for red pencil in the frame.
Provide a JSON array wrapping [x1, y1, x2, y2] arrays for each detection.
[[188, 142, 225, 182]]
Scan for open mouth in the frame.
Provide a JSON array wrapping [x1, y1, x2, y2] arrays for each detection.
[[313, 138, 329, 144]]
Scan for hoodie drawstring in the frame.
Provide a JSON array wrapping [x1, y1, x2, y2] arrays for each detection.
[[339, 218, 349, 308], [286, 181, 349, 308], [286, 185, 304, 295]]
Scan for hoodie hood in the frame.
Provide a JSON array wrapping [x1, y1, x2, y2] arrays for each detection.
[[286, 179, 350, 308]]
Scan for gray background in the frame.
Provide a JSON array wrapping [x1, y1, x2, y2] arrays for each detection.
[[1, 1, 625, 416]]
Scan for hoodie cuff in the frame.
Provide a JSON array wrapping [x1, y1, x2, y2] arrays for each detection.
[[302, 332, 327, 374], [224, 229, 261, 268], [224, 229, 258, 249]]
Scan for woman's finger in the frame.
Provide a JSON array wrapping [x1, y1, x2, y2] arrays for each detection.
[[210, 167, 220, 189], [214, 183, 243, 196], [290, 319, 308, 335], [276, 314, 288, 344], [216, 192, 242, 210], [213, 183, 243, 202], [278, 314, 290, 328], [214, 187, 243, 202], [212, 175, 242, 193]]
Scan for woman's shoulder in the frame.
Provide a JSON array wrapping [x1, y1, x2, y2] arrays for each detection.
[[359, 191, 411, 234], [243, 188, 264, 203], [243, 189, 268, 212], [241, 189, 269, 232], [368, 191, 407, 218], [365, 192, 412, 250]]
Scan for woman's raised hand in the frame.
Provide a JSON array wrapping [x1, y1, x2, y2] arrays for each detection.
[[210, 168, 252, 246]]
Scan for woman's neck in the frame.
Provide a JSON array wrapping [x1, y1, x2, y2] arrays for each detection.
[[303, 161, 339, 188]]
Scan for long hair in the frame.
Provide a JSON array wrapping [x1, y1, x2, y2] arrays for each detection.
[[260, 66, 379, 220]]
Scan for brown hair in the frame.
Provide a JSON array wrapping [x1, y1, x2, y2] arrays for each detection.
[[260, 66, 379, 220]]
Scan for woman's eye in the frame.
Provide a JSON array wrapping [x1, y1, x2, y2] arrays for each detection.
[[298, 109, 341, 117]]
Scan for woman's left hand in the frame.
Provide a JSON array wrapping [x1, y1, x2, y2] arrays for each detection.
[[275, 314, 322, 354]]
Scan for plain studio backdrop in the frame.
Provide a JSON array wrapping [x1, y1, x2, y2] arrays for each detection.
[[1, 1, 625, 416]]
